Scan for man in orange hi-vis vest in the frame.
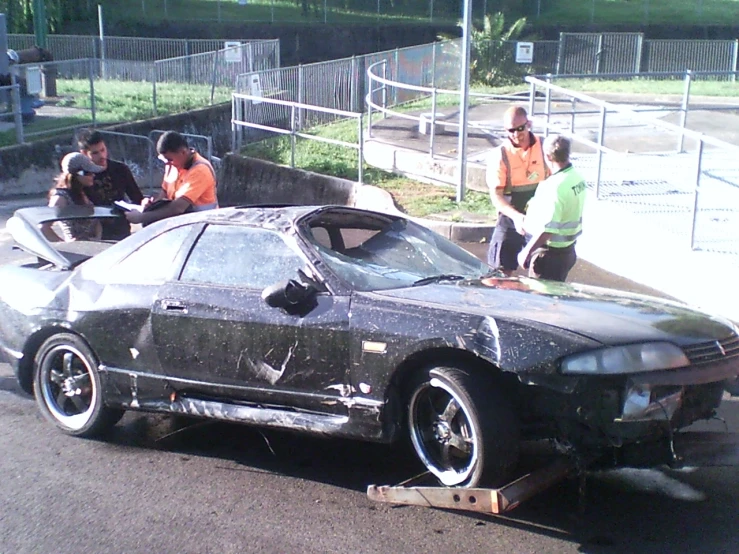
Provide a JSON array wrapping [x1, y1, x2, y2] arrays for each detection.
[[486, 106, 549, 275]]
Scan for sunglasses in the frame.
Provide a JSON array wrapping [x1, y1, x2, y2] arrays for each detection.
[[507, 123, 528, 133]]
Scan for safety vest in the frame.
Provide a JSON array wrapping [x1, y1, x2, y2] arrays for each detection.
[[494, 134, 548, 214], [525, 165, 586, 248]]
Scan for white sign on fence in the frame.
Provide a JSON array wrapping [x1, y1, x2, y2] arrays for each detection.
[[515, 42, 534, 64], [250, 74, 263, 104], [24, 66, 43, 95], [224, 41, 242, 63]]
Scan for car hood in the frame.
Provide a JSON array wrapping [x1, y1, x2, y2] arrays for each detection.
[[374, 276, 735, 346], [7, 207, 122, 269]]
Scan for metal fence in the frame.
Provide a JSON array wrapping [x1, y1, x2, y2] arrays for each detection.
[[550, 33, 739, 77], [232, 40, 462, 147], [526, 75, 739, 254], [1, 41, 280, 145], [7, 34, 280, 65]]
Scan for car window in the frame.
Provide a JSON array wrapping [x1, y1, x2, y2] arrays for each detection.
[[109, 225, 193, 285], [180, 225, 305, 289]]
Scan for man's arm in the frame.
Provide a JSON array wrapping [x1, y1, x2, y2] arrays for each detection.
[[120, 164, 144, 204], [518, 231, 553, 270], [125, 196, 191, 226], [487, 149, 525, 233]]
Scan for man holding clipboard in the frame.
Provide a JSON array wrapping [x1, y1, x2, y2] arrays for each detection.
[[125, 131, 218, 227]]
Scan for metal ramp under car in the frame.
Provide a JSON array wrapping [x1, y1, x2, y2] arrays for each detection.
[[367, 432, 739, 515]]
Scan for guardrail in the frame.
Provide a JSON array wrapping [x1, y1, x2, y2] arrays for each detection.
[[231, 92, 365, 184]]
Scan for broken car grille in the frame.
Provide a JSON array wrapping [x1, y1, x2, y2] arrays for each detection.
[[683, 333, 739, 364]]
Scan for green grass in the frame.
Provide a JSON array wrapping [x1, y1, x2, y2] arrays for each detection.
[[58, 0, 739, 27], [94, 0, 456, 25], [537, 0, 739, 26], [0, 78, 232, 147], [243, 117, 494, 218]]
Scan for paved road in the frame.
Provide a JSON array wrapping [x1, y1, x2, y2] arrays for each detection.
[[1, 200, 737, 554]]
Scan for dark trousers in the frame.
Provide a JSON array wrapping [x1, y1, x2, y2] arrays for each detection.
[[530, 243, 577, 282]]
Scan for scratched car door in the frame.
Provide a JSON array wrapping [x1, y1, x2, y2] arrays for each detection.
[[151, 224, 352, 412]]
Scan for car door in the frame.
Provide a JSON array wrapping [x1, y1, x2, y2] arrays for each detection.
[[150, 223, 352, 413]]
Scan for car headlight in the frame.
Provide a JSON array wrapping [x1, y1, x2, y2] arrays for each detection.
[[561, 342, 690, 375]]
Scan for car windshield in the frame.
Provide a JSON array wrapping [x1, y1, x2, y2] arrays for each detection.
[[303, 212, 490, 291]]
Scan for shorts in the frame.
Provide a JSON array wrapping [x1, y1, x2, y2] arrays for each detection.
[[530, 244, 577, 282], [487, 226, 526, 271]]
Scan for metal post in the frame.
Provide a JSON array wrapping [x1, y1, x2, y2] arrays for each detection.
[[231, 95, 236, 153], [358, 113, 364, 185], [431, 42, 437, 88], [595, 34, 603, 75], [595, 105, 607, 199], [690, 140, 704, 250], [298, 64, 304, 131], [368, 65, 374, 138], [152, 62, 158, 116], [429, 0, 434, 22], [393, 48, 399, 107], [210, 49, 219, 105], [430, 87, 437, 158], [544, 74, 552, 138], [635, 34, 644, 73], [456, 0, 472, 203], [678, 70, 692, 152], [555, 32, 564, 75], [381, 61, 387, 119], [290, 105, 296, 168], [350, 56, 357, 112], [570, 97, 576, 133], [528, 80, 536, 117], [732, 40, 738, 83], [98, 5, 106, 80], [10, 71, 24, 144], [88, 59, 97, 126]]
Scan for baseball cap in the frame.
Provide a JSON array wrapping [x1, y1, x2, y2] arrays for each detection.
[[61, 152, 105, 175]]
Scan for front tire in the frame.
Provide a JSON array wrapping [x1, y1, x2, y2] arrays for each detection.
[[406, 365, 519, 488], [34, 333, 124, 437]]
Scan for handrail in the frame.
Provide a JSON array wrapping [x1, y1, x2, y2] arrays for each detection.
[[525, 75, 739, 153]]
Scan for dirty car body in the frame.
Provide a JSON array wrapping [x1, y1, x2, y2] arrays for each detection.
[[1, 205, 738, 488]]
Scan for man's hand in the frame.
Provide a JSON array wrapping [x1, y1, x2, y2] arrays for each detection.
[[512, 212, 526, 236], [141, 196, 154, 210], [518, 247, 532, 270], [125, 210, 144, 225]]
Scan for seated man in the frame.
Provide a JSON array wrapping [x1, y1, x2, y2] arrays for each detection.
[[126, 131, 218, 227]]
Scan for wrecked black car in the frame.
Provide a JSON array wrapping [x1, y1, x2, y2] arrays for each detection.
[[1, 205, 737, 489]]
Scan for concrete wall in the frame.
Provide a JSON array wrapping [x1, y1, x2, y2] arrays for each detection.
[[217, 153, 357, 207], [0, 103, 231, 197]]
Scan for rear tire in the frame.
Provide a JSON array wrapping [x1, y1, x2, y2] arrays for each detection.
[[34, 333, 124, 437], [406, 365, 519, 488]]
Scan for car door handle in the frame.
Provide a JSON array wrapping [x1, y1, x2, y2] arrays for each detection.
[[160, 299, 188, 313]]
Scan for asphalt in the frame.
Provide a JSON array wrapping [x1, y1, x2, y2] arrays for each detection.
[[361, 93, 739, 322]]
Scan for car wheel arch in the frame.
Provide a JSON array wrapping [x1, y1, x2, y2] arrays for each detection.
[[384, 348, 518, 435], [18, 324, 81, 395]]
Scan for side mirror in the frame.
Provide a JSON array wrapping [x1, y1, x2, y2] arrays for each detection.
[[261, 279, 318, 316]]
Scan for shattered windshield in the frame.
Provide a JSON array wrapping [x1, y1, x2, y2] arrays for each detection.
[[304, 213, 490, 291]]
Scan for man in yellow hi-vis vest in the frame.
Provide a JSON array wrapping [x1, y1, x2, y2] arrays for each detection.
[[518, 135, 586, 282]]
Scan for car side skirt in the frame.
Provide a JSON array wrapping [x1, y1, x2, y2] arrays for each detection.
[[101, 366, 387, 442]]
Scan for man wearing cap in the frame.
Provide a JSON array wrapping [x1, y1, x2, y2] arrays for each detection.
[[126, 131, 217, 227], [41, 152, 106, 242], [77, 129, 144, 240]]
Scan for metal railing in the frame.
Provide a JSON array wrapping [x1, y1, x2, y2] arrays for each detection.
[[231, 92, 365, 184], [7, 34, 280, 65], [1, 42, 279, 144], [527, 74, 739, 254], [0, 81, 24, 144]]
